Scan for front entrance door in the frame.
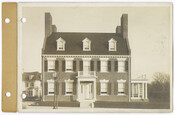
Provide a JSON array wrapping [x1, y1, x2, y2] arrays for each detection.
[[81, 83, 93, 100]]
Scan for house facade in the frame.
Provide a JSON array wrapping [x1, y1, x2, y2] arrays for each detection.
[[22, 72, 42, 100], [42, 13, 148, 108]]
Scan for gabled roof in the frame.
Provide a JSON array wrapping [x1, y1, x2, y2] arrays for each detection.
[[82, 38, 91, 43], [56, 37, 65, 42], [108, 38, 117, 43], [43, 32, 130, 55], [22, 72, 41, 81]]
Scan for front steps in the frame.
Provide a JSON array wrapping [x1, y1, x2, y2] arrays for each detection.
[[80, 102, 94, 108]]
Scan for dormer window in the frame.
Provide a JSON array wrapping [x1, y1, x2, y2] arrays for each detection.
[[108, 38, 117, 51], [83, 38, 91, 51], [56, 37, 65, 51]]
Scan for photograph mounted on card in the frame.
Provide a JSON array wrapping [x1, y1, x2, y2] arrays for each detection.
[[2, 2, 173, 113]]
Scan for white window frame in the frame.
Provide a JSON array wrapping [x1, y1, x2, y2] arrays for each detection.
[[82, 58, 91, 72], [100, 58, 109, 72], [117, 79, 126, 96], [100, 79, 109, 96], [65, 58, 74, 72], [47, 80, 55, 95], [56, 37, 66, 51], [47, 58, 56, 72], [65, 79, 74, 95], [83, 38, 91, 51], [108, 38, 117, 51], [117, 58, 127, 73]]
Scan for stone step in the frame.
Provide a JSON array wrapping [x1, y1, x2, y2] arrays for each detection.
[[80, 102, 94, 108]]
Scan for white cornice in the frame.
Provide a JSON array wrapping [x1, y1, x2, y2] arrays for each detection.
[[42, 54, 130, 59]]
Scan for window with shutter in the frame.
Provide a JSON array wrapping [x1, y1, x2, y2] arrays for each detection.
[[100, 79, 109, 96], [101, 83, 108, 95], [47, 58, 56, 72], [100, 58, 109, 72], [65, 79, 74, 95], [83, 60, 91, 71], [65, 58, 74, 72], [117, 58, 127, 72], [117, 79, 126, 95], [47, 80, 54, 95]]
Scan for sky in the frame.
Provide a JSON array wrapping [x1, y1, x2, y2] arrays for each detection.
[[21, 3, 172, 81]]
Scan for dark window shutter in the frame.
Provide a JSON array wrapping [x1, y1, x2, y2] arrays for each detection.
[[62, 61, 65, 72], [125, 83, 128, 95], [115, 61, 118, 72], [125, 61, 128, 72], [73, 61, 76, 72], [55, 60, 58, 72], [73, 82, 76, 95], [108, 82, 111, 95], [44, 82, 48, 95], [91, 61, 94, 71], [114, 82, 118, 95], [44, 60, 48, 72], [108, 61, 111, 72], [62, 82, 65, 95], [97, 82, 100, 95], [97, 61, 101, 72], [80, 61, 83, 71], [55, 82, 59, 95]]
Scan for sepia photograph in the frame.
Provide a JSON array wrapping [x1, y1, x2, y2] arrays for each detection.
[[17, 2, 172, 113]]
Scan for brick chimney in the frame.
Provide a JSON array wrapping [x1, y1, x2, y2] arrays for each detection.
[[45, 13, 57, 37], [121, 14, 128, 39]]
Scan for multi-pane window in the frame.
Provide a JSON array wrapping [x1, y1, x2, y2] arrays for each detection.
[[28, 89, 33, 96], [110, 42, 116, 51], [48, 60, 55, 72], [100, 60, 108, 72], [117, 58, 127, 72], [65, 80, 73, 95], [83, 38, 91, 51], [108, 38, 117, 51], [83, 60, 91, 71], [57, 37, 65, 51], [118, 83, 125, 95], [100, 82, 108, 95], [65, 60, 73, 72], [30, 82, 34, 87], [117, 79, 126, 95], [58, 41, 64, 50], [48, 80, 54, 95]]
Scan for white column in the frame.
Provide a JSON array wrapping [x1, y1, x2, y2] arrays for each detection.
[[94, 80, 96, 100], [77, 80, 81, 101], [142, 83, 144, 99], [138, 83, 140, 98], [132, 83, 134, 98], [145, 83, 148, 99]]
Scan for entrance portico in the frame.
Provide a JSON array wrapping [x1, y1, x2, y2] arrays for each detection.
[[131, 79, 148, 102], [76, 71, 97, 108]]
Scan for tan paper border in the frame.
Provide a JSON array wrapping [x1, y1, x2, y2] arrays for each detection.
[[2, 2, 17, 112]]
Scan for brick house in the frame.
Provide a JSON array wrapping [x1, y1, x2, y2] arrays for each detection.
[[42, 13, 148, 108]]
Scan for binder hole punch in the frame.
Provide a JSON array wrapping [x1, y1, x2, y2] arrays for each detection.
[[5, 18, 10, 23], [5, 92, 11, 97], [22, 94, 26, 99], [21, 18, 26, 23]]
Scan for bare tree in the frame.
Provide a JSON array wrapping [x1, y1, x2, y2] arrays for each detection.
[[149, 72, 170, 102]]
